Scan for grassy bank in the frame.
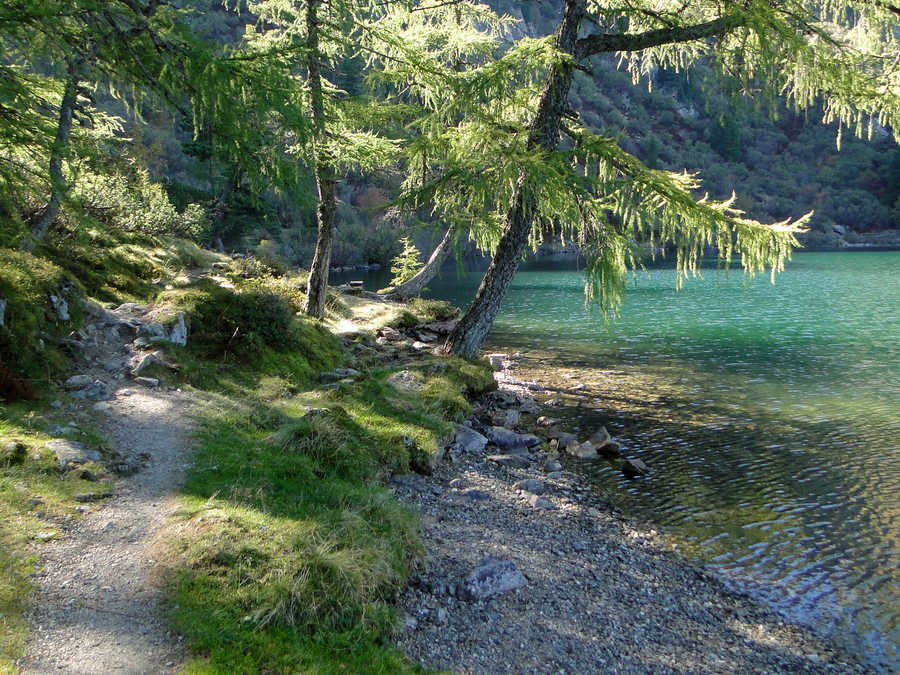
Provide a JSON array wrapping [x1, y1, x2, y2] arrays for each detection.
[[156, 295, 492, 673], [1, 222, 494, 672]]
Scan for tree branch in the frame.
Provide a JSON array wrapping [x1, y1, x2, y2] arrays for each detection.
[[575, 14, 745, 59]]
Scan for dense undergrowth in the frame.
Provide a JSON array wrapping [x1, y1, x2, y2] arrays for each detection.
[[0, 217, 493, 673]]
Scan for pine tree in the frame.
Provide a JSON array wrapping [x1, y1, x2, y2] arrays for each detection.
[[433, 0, 900, 358]]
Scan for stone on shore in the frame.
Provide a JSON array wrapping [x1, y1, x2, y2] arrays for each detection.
[[565, 442, 598, 460], [546, 430, 578, 449], [460, 556, 526, 601], [455, 425, 488, 453], [485, 426, 541, 450], [487, 454, 530, 469]]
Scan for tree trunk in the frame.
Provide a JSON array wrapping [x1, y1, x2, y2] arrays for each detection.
[[210, 166, 242, 237], [302, 0, 337, 319], [384, 226, 455, 301], [445, 0, 585, 358], [24, 62, 79, 251]]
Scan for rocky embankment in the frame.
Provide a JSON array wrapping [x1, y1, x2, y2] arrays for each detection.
[[389, 353, 866, 673]]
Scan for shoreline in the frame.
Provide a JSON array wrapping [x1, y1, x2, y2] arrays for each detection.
[[391, 351, 869, 673]]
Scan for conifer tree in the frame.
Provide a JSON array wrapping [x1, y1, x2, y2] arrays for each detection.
[[429, 0, 900, 358]]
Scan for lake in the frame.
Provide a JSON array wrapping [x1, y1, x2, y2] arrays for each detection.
[[407, 251, 898, 672]]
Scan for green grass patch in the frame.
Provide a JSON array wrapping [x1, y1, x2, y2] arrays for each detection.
[[0, 403, 114, 671]]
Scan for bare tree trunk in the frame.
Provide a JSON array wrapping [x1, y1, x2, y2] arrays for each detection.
[[24, 62, 79, 251], [302, 0, 337, 318], [384, 226, 455, 301], [445, 0, 585, 358]]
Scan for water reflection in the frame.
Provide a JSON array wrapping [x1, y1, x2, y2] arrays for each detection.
[[426, 251, 900, 672]]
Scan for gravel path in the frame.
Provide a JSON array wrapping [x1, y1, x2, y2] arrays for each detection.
[[18, 297, 198, 675], [392, 384, 868, 674]]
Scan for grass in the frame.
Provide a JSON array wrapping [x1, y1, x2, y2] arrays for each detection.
[[0, 402, 114, 673], [157, 289, 494, 673]]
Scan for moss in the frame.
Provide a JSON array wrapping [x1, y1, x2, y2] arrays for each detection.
[[0, 250, 82, 383]]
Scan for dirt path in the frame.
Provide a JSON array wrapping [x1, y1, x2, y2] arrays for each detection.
[[18, 298, 199, 674], [20, 387, 193, 674]]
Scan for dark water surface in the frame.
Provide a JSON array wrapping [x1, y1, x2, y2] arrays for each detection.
[[417, 251, 899, 671]]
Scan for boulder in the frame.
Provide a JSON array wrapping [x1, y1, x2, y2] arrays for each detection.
[[421, 319, 458, 334], [319, 367, 362, 383], [459, 556, 526, 601], [485, 426, 541, 450], [377, 326, 402, 341], [132, 351, 177, 376], [134, 376, 159, 388], [455, 425, 488, 453], [46, 439, 101, 469], [411, 341, 430, 351], [70, 381, 111, 401], [536, 416, 558, 427], [519, 398, 541, 414], [622, 458, 649, 477], [169, 313, 188, 346], [416, 330, 438, 343]]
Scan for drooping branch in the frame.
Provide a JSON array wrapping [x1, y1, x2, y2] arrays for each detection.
[[575, 14, 744, 59]]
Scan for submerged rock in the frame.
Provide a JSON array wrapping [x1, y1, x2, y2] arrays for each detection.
[[622, 458, 649, 478]]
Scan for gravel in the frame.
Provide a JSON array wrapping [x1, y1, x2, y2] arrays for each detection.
[[391, 398, 867, 674]]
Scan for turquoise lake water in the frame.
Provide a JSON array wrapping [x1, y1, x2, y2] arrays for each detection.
[[417, 251, 899, 671]]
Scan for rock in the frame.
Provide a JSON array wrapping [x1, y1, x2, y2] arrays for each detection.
[[460, 488, 491, 502], [595, 439, 622, 457], [391, 473, 428, 491], [76, 468, 98, 482], [588, 426, 611, 446], [64, 374, 93, 390], [622, 458, 649, 477], [572, 383, 586, 391], [514, 479, 544, 495], [46, 439, 101, 469], [70, 381, 110, 401], [544, 459, 563, 472], [132, 351, 177, 376], [34, 531, 58, 542], [503, 409, 520, 427], [49, 294, 69, 320], [434, 607, 449, 625], [455, 425, 488, 453], [319, 367, 362, 383], [0, 298, 6, 327], [377, 326, 403, 341], [546, 431, 578, 449], [519, 398, 541, 414], [169, 313, 188, 346], [92, 402, 112, 413], [139, 322, 166, 339], [421, 319, 458, 334], [1, 441, 26, 466], [74, 492, 114, 502], [416, 330, 438, 343], [448, 477, 468, 489], [411, 341, 430, 351], [536, 416, 558, 427], [529, 495, 556, 510], [487, 454, 529, 469], [485, 426, 541, 450], [134, 376, 159, 388], [487, 353, 508, 371], [565, 442, 598, 460], [386, 369, 424, 392], [460, 556, 526, 601]]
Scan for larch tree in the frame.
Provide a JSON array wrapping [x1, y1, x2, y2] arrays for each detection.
[[0, 0, 208, 250], [431, 0, 900, 358]]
